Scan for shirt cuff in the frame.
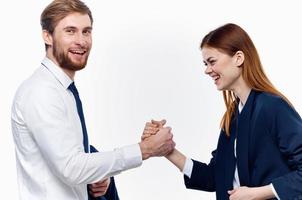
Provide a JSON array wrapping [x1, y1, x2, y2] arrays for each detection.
[[270, 183, 280, 200], [119, 143, 143, 170], [182, 158, 193, 178]]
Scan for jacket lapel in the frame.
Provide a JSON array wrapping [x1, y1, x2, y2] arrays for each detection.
[[224, 115, 238, 190], [236, 90, 257, 186]]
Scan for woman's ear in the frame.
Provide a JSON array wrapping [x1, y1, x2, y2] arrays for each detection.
[[42, 30, 53, 47], [234, 51, 245, 67]]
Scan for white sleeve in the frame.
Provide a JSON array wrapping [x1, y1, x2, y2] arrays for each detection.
[[270, 183, 280, 200], [182, 158, 194, 178], [23, 86, 142, 185]]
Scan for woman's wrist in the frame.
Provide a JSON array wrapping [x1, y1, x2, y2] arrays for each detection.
[[255, 185, 275, 199]]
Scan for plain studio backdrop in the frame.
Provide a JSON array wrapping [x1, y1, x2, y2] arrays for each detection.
[[1, 0, 301, 199]]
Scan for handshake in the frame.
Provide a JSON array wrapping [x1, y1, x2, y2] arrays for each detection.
[[139, 119, 176, 160]]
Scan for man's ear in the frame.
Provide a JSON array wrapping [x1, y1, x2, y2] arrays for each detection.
[[234, 51, 245, 67], [42, 30, 53, 47]]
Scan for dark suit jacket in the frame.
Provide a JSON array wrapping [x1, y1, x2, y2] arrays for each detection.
[[184, 90, 302, 200], [89, 145, 119, 200]]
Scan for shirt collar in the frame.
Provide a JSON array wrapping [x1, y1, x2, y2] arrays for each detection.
[[238, 101, 244, 113], [41, 57, 73, 89]]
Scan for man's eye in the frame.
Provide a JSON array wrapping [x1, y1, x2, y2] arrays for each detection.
[[83, 30, 91, 35], [66, 29, 75, 34]]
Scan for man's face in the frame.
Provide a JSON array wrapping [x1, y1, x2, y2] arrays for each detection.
[[50, 13, 92, 71]]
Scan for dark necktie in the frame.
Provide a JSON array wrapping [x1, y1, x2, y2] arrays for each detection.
[[68, 82, 119, 200], [68, 82, 89, 153]]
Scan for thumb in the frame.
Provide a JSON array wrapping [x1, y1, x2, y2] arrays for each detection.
[[159, 119, 166, 126], [151, 119, 166, 128], [164, 126, 172, 132], [228, 189, 236, 195]]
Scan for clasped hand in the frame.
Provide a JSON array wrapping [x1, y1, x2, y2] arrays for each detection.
[[88, 178, 110, 198], [140, 119, 175, 159]]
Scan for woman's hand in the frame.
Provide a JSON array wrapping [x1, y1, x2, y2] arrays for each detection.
[[228, 185, 275, 200], [141, 119, 166, 140]]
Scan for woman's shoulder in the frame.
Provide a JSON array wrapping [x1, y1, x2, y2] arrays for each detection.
[[255, 91, 298, 116], [256, 91, 288, 107]]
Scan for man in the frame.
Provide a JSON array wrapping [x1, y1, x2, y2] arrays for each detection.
[[11, 0, 175, 200]]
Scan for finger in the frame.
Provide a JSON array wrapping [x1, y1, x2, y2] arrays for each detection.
[[160, 119, 167, 126], [91, 182, 106, 187], [158, 127, 172, 134], [143, 130, 158, 136], [91, 178, 110, 187], [90, 186, 107, 192], [141, 133, 151, 140], [164, 126, 172, 132], [171, 140, 176, 149], [144, 126, 159, 132], [165, 131, 173, 140], [159, 140, 175, 156], [143, 128, 159, 135], [151, 119, 167, 126], [145, 122, 158, 128], [90, 190, 106, 197], [151, 119, 166, 127], [228, 189, 236, 195]]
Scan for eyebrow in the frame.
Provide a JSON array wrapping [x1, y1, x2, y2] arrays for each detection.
[[63, 26, 93, 31], [206, 57, 214, 62], [83, 26, 93, 31], [203, 57, 214, 64], [63, 26, 77, 30]]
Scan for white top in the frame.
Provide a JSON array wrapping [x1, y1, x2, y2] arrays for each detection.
[[11, 57, 142, 200], [182, 102, 279, 199]]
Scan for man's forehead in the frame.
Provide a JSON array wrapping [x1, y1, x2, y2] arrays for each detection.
[[57, 13, 92, 29]]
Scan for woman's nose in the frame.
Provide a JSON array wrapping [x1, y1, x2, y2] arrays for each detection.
[[204, 65, 212, 75]]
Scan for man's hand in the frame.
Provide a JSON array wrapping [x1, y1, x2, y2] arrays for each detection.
[[139, 126, 175, 160], [88, 178, 110, 198]]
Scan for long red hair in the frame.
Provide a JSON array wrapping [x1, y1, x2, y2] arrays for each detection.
[[200, 23, 291, 136]]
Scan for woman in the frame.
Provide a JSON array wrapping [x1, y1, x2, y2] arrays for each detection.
[[143, 23, 302, 200]]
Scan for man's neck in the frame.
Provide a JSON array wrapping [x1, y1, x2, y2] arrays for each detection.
[[45, 53, 75, 80]]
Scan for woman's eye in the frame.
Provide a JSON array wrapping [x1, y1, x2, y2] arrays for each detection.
[[209, 60, 216, 66]]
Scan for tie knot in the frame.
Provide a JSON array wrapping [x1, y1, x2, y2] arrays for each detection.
[[68, 82, 78, 95]]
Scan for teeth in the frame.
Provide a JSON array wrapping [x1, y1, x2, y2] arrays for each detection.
[[212, 75, 220, 81], [70, 50, 85, 54]]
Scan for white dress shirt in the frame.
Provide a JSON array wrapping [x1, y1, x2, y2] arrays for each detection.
[[182, 102, 280, 199], [11, 57, 142, 200]]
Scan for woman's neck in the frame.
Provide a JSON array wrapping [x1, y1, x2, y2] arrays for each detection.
[[232, 78, 252, 106]]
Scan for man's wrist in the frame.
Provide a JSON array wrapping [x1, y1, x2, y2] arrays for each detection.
[[139, 141, 151, 160]]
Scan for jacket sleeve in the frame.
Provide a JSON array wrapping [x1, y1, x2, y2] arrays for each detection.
[[184, 150, 216, 192], [270, 98, 302, 199]]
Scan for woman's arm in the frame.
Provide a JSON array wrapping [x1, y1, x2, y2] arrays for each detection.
[[228, 185, 275, 200], [165, 148, 187, 171]]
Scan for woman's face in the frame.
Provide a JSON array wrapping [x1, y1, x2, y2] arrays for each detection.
[[202, 47, 243, 91]]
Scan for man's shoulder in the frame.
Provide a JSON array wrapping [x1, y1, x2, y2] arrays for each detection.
[[14, 66, 63, 103]]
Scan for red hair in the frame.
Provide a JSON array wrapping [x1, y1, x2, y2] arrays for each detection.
[[201, 23, 292, 136]]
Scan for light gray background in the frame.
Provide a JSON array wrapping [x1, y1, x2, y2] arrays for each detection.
[[1, 0, 301, 199]]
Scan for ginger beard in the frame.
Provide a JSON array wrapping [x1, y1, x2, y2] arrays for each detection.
[[52, 38, 91, 71]]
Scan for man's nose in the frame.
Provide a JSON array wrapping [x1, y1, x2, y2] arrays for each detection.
[[75, 33, 88, 46]]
